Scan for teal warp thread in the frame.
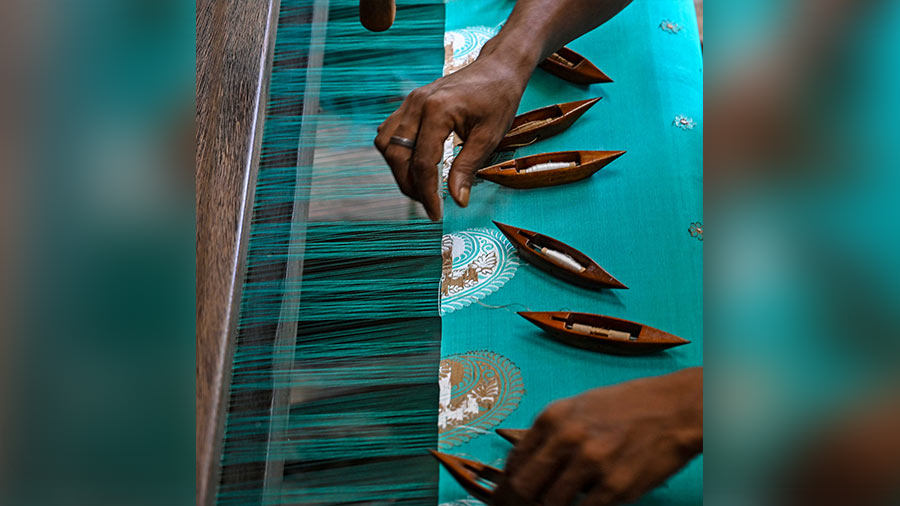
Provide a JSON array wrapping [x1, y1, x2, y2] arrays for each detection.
[[217, 1, 446, 505]]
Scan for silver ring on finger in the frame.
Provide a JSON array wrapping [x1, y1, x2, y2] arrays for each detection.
[[389, 136, 416, 149]]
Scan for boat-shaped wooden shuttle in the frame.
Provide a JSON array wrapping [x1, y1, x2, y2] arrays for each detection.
[[493, 221, 627, 290], [429, 451, 537, 506], [477, 150, 625, 189], [496, 97, 602, 150], [518, 311, 690, 355], [540, 46, 612, 84], [429, 450, 499, 504]]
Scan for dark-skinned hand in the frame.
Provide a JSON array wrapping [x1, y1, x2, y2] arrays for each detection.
[[494, 368, 703, 506], [374, 43, 532, 220]]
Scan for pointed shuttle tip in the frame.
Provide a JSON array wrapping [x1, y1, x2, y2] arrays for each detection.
[[517, 311, 544, 327], [592, 68, 614, 83], [429, 449, 452, 466], [606, 276, 628, 289], [496, 428, 526, 444], [492, 220, 514, 233]]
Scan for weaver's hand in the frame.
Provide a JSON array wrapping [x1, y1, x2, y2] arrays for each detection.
[[494, 368, 703, 506], [374, 48, 531, 220]]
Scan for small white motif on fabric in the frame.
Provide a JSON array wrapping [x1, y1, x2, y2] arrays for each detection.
[[689, 221, 703, 241], [674, 114, 696, 130], [660, 19, 683, 34]]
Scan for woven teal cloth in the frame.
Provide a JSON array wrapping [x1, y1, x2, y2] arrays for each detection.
[[438, 0, 703, 504]]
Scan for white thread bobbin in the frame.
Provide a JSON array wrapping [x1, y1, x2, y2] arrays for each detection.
[[568, 323, 634, 341], [537, 246, 585, 272], [519, 161, 577, 174]]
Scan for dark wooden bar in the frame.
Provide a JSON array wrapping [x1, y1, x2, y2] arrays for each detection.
[[196, 1, 278, 504]]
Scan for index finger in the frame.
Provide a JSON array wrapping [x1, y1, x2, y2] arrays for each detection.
[[374, 92, 427, 200], [409, 105, 453, 220]]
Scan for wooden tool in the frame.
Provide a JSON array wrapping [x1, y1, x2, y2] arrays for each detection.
[[518, 311, 690, 355], [540, 46, 612, 84], [477, 150, 625, 189], [429, 450, 501, 504], [429, 450, 537, 506], [493, 221, 627, 290], [359, 0, 396, 32], [497, 97, 602, 150]]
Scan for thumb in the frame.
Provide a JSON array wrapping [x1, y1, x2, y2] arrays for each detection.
[[447, 127, 497, 207]]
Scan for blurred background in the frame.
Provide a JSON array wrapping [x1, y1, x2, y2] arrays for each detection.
[[1, 0, 899, 504], [705, 0, 900, 504], [0, 0, 194, 505]]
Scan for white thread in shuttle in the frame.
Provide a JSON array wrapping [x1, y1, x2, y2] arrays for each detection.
[[568, 323, 634, 341], [519, 161, 577, 174], [535, 246, 585, 272]]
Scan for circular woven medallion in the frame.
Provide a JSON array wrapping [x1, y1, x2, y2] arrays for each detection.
[[438, 351, 525, 449], [440, 228, 518, 315]]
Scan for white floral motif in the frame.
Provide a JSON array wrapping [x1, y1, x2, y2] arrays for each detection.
[[674, 114, 696, 130], [660, 19, 683, 34]]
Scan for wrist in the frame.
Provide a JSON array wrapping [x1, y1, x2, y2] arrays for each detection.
[[477, 30, 543, 84]]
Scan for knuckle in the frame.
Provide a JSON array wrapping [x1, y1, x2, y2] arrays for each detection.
[[374, 132, 391, 152], [407, 88, 427, 104], [581, 442, 610, 468], [423, 94, 448, 113]]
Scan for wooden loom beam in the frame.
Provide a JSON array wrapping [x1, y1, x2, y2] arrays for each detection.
[[196, 0, 279, 504]]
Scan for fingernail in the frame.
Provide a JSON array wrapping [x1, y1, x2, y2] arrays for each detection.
[[457, 186, 470, 207]]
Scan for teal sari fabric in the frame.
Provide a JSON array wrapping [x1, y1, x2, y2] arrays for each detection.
[[438, 0, 703, 504]]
